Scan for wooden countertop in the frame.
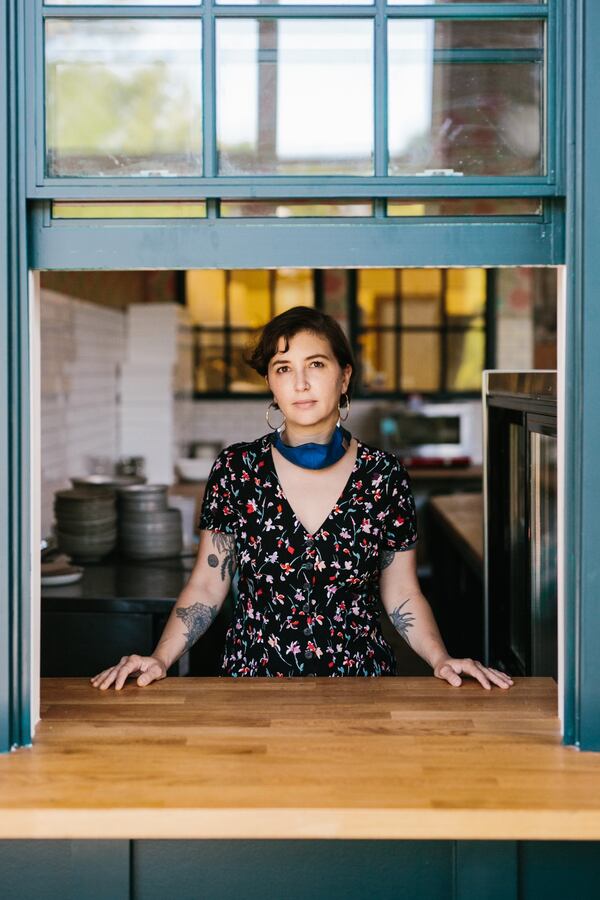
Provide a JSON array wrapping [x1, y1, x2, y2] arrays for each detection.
[[2, 677, 600, 840], [428, 492, 484, 575]]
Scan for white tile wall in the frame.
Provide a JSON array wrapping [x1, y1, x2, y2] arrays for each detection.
[[40, 289, 126, 538]]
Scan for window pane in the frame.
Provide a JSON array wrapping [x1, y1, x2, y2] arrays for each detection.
[[195, 332, 226, 392], [220, 200, 373, 217], [230, 332, 266, 392], [52, 201, 206, 219], [46, 19, 202, 177], [274, 269, 314, 314], [400, 270, 442, 326], [388, 19, 543, 176], [46, 0, 201, 4], [445, 268, 486, 320], [387, 198, 542, 217], [357, 270, 396, 327], [358, 331, 396, 393], [446, 329, 485, 391], [186, 271, 226, 326], [217, 19, 373, 175], [229, 271, 271, 327], [401, 332, 440, 391]]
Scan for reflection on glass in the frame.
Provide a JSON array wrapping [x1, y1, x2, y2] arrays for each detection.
[[195, 332, 226, 392], [358, 331, 396, 393], [509, 421, 527, 670], [357, 270, 396, 327], [52, 201, 206, 219], [217, 19, 373, 175], [46, 19, 202, 176], [388, 19, 543, 176], [530, 430, 557, 678], [220, 200, 373, 217], [387, 198, 542, 216], [400, 270, 442, 326], [401, 332, 440, 391], [446, 329, 485, 390], [275, 269, 314, 313], [229, 271, 271, 327], [186, 271, 226, 326]]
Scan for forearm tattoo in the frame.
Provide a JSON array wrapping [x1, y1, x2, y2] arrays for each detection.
[[206, 532, 237, 581], [379, 549, 395, 571], [389, 598, 416, 647], [176, 602, 219, 652]]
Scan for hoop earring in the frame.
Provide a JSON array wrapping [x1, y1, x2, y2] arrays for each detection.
[[338, 392, 350, 422], [266, 400, 286, 430]]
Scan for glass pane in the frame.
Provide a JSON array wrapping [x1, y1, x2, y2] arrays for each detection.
[[217, 19, 373, 175], [229, 271, 271, 327], [220, 200, 373, 217], [529, 430, 557, 678], [52, 201, 206, 219], [387, 198, 542, 216], [388, 19, 544, 176], [47, 1, 201, 4], [357, 270, 396, 327], [446, 268, 486, 320], [230, 332, 266, 392], [358, 331, 396, 393], [186, 272, 226, 326], [446, 328, 485, 390], [400, 270, 442, 326], [217, 0, 370, 4], [390, 0, 543, 4], [46, 19, 202, 177], [274, 269, 314, 314], [195, 332, 226, 392], [401, 332, 440, 391], [509, 421, 527, 670]]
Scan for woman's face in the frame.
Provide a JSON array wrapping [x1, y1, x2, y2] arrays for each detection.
[[265, 330, 351, 427]]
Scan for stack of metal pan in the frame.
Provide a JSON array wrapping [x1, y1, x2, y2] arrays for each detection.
[[54, 489, 117, 562], [117, 484, 183, 560]]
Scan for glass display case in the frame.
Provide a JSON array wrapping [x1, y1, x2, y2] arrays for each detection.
[[483, 371, 557, 678]]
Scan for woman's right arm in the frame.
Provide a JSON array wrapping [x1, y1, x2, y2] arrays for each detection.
[[90, 529, 237, 690]]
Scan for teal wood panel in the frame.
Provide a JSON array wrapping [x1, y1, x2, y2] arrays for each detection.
[[563, 0, 600, 750], [30, 220, 561, 270], [0, 0, 32, 754], [0, 840, 130, 900]]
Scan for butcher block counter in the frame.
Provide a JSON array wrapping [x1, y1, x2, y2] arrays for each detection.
[[2, 676, 600, 842]]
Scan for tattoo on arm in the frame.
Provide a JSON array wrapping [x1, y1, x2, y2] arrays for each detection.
[[379, 549, 395, 571], [208, 532, 237, 581], [176, 602, 219, 652], [389, 598, 416, 647]]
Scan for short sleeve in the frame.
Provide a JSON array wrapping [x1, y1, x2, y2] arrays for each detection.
[[197, 449, 238, 535], [383, 459, 418, 552]]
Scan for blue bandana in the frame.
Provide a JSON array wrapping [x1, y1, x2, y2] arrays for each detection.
[[272, 422, 352, 470]]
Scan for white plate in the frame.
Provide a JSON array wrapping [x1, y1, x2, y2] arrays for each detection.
[[41, 571, 83, 587]]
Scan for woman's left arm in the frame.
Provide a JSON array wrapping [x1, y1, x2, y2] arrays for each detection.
[[379, 547, 514, 690]]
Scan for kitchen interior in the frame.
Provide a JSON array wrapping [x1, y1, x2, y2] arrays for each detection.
[[38, 264, 558, 683]]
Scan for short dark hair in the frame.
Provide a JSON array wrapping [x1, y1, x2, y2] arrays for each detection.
[[245, 305, 356, 400]]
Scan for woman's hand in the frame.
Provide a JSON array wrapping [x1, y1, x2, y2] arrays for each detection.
[[433, 656, 514, 690], [90, 655, 167, 691]]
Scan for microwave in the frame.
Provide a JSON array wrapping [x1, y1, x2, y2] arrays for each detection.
[[378, 400, 483, 465]]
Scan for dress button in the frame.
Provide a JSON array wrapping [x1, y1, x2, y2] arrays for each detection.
[[303, 627, 312, 636], [304, 650, 313, 659]]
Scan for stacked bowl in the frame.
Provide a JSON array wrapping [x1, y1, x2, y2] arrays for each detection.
[[54, 489, 117, 563], [117, 484, 182, 560]]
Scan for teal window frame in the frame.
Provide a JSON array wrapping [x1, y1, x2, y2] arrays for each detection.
[[28, 1, 560, 202]]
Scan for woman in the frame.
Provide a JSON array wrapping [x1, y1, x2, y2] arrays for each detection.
[[91, 306, 513, 691]]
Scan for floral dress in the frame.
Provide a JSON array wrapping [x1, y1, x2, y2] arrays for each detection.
[[198, 432, 418, 677]]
